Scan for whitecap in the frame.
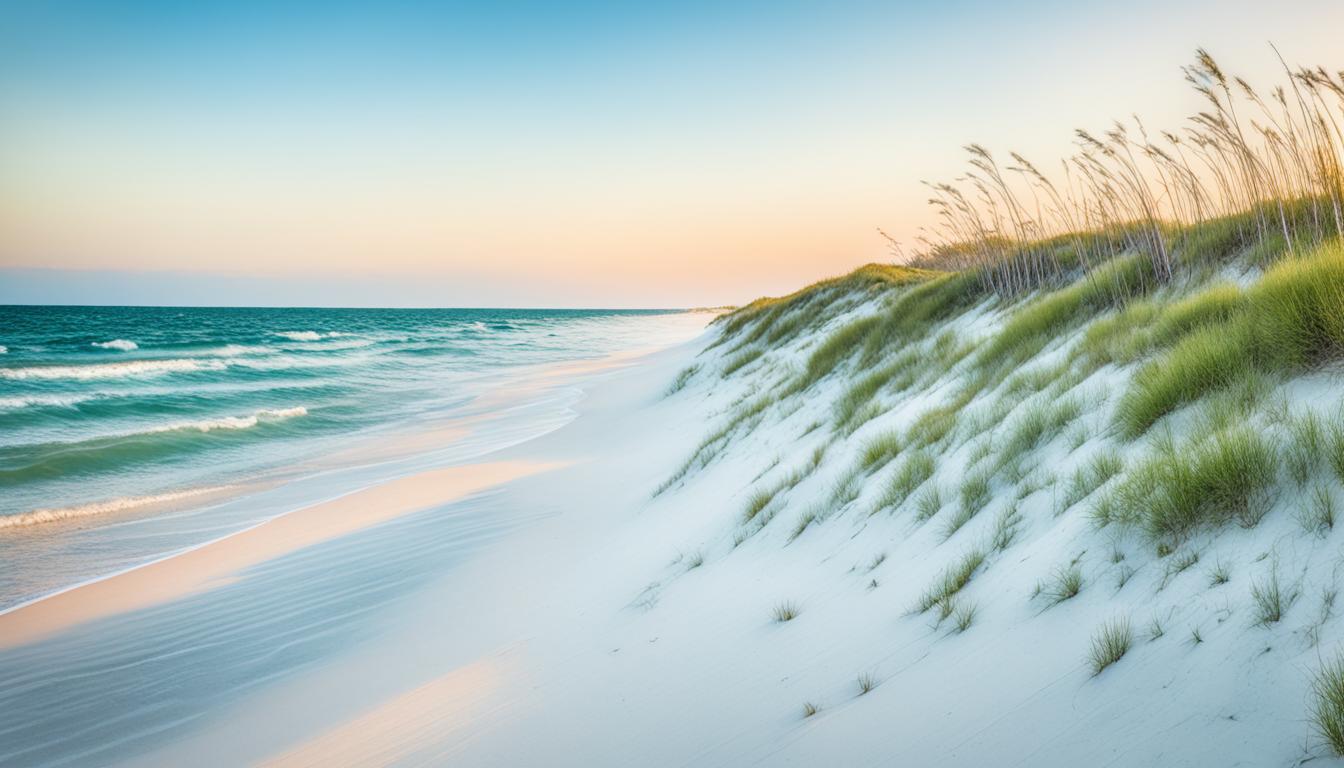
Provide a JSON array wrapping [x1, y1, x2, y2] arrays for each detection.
[[0, 393, 98, 410], [0, 358, 226, 381], [274, 331, 346, 342], [91, 339, 139, 351], [0, 345, 7, 354], [145, 406, 308, 434]]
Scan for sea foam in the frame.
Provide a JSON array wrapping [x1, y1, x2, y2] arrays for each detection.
[[274, 331, 346, 342], [91, 339, 139, 351], [0, 393, 98, 410], [0, 486, 232, 530], [0, 358, 225, 381], [146, 406, 309, 435]]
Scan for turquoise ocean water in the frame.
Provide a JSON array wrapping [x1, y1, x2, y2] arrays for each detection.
[[0, 305, 705, 609]]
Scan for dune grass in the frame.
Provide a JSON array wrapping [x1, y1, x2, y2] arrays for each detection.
[[1116, 243, 1344, 438], [1056, 450, 1123, 516], [772, 601, 801, 623], [998, 396, 1082, 466], [1286, 410, 1326, 485], [1111, 427, 1278, 539], [667, 365, 699, 395], [1312, 655, 1344, 755], [1251, 570, 1296, 626], [990, 504, 1022, 552], [943, 469, 991, 539], [879, 450, 935, 513], [722, 347, 764, 377], [952, 600, 977, 632], [1088, 618, 1133, 676], [859, 430, 903, 472], [913, 483, 944, 523], [856, 672, 880, 696], [915, 548, 985, 613], [1038, 563, 1083, 606]]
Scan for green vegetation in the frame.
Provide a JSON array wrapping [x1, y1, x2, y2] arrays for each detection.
[[1088, 618, 1133, 676], [1057, 450, 1123, 515], [879, 450, 935, 513], [953, 600, 977, 633], [1109, 427, 1278, 539], [856, 672, 879, 696], [1312, 654, 1344, 755], [915, 548, 986, 613], [722, 347, 764, 377], [1251, 570, 1295, 626], [943, 469, 991, 539], [667, 365, 699, 395], [1038, 564, 1083, 606], [772, 601, 800, 623], [1116, 244, 1344, 438], [859, 430, 903, 471], [913, 484, 944, 523], [989, 504, 1022, 552]]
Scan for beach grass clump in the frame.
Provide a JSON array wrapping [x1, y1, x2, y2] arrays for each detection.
[[743, 486, 780, 525], [915, 548, 986, 613], [943, 469, 992, 539], [789, 509, 820, 542], [1251, 570, 1296, 626], [1250, 245, 1344, 370], [1148, 283, 1244, 349], [976, 254, 1150, 374], [1312, 654, 1344, 756], [1299, 484, 1337, 536], [1038, 563, 1083, 606], [913, 483, 944, 523], [953, 600, 977, 632], [1286, 410, 1326, 485], [1056, 450, 1124, 515], [859, 430, 903, 472], [856, 672, 880, 696], [1208, 559, 1231, 586], [990, 504, 1023, 552], [1115, 245, 1344, 438], [880, 450, 935, 513], [835, 356, 912, 428], [1115, 320, 1254, 438], [772, 601, 801, 623], [1087, 617, 1133, 676], [802, 315, 882, 386], [999, 396, 1082, 464], [667, 365, 699, 395], [1113, 427, 1278, 538], [722, 347, 764, 377]]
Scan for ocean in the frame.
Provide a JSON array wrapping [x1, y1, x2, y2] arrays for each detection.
[[0, 305, 708, 610]]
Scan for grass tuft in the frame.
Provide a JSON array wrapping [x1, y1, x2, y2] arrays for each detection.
[[1088, 617, 1133, 676], [915, 548, 986, 613], [1312, 654, 1344, 755], [772, 601, 800, 623]]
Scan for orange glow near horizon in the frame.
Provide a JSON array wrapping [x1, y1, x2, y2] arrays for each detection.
[[3, 0, 1343, 307]]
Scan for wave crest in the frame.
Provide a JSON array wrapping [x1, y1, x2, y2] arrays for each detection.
[[274, 331, 346, 342], [92, 339, 139, 351], [148, 406, 308, 434], [0, 393, 98, 410], [0, 486, 232, 530], [0, 358, 225, 381]]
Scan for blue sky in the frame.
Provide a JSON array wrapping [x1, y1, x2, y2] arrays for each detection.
[[2, 0, 1342, 306]]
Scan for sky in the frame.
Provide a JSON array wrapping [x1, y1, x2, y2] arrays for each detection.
[[2, 0, 1343, 308]]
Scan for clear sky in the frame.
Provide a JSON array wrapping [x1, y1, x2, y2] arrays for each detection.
[[2, 0, 1342, 307]]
